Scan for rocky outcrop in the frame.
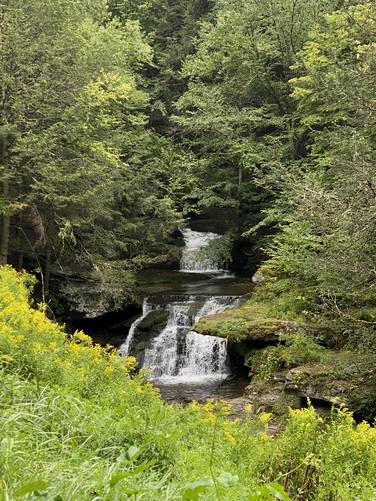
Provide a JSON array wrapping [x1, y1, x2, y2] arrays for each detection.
[[194, 314, 330, 345], [284, 364, 349, 403]]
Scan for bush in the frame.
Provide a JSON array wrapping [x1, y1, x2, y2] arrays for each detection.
[[281, 332, 327, 366], [250, 346, 285, 379], [250, 333, 327, 379]]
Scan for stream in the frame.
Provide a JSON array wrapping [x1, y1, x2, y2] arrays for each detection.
[[119, 229, 251, 403]]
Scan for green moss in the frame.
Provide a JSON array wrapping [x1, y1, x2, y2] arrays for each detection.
[[193, 300, 332, 343]]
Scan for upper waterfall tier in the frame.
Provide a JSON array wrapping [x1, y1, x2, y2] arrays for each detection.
[[180, 228, 223, 274]]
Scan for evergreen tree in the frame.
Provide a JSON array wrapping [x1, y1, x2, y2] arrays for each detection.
[[262, 1, 376, 314]]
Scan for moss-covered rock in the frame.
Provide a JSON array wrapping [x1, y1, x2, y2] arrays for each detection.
[[192, 292, 340, 349], [137, 310, 169, 332], [194, 311, 329, 344], [284, 351, 376, 408], [239, 349, 376, 423]]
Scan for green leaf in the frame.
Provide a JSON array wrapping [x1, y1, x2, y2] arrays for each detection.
[[121, 488, 146, 495], [265, 483, 291, 500], [130, 459, 156, 475], [109, 471, 129, 488], [249, 483, 291, 500], [16, 480, 49, 496], [127, 445, 141, 460]]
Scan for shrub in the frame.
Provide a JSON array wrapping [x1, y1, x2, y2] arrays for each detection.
[[281, 332, 327, 366], [250, 333, 327, 379]]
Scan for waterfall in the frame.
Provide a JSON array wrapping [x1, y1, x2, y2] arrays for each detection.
[[180, 228, 221, 273], [118, 298, 156, 356], [120, 229, 240, 383], [141, 295, 234, 380]]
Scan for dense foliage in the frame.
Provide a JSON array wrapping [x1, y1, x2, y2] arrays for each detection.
[[1, 1, 376, 497], [175, 0, 376, 325], [2, 0, 375, 320], [0, 0, 196, 313], [1, 267, 376, 500]]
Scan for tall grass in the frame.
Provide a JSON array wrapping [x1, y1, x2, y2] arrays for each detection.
[[0, 266, 376, 500]]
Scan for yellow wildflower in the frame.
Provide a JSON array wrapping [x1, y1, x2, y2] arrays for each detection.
[[125, 356, 137, 368], [224, 431, 236, 445], [260, 432, 270, 441], [13, 335, 24, 344], [73, 331, 93, 346], [104, 365, 114, 375], [33, 342, 45, 353], [203, 400, 214, 413], [67, 343, 82, 355], [244, 404, 253, 414], [205, 413, 217, 425], [259, 412, 272, 425], [190, 401, 200, 411], [49, 341, 57, 351]]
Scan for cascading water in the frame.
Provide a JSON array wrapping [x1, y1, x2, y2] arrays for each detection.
[[180, 228, 221, 273], [141, 295, 236, 380], [118, 298, 157, 356], [120, 229, 240, 385]]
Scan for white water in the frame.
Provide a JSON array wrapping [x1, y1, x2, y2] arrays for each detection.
[[118, 298, 156, 356], [120, 229, 239, 382], [180, 228, 222, 273], [142, 296, 233, 379]]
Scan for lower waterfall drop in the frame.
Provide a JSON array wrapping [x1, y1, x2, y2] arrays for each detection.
[[124, 295, 237, 382], [118, 297, 156, 356]]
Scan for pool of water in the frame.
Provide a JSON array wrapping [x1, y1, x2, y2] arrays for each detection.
[[153, 375, 250, 404], [137, 269, 252, 297]]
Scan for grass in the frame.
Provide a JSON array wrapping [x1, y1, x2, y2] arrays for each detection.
[[1, 266, 376, 500]]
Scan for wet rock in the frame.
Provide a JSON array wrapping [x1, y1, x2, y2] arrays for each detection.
[[137, 310, 169, 332], [129, 309, 169, 366], [229, 377, 301, 417], [251, 270, 265, 284], [285, 363, 350, 405]]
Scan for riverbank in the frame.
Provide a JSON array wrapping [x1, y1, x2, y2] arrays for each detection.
[[2, 266, 376, 500], [192, 287, 376, 423]]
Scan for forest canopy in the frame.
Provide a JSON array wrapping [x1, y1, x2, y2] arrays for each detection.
[[0, 0, 375, 321], [1, 1, 376, 499]]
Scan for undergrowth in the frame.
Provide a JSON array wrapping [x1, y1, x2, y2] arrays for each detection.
[[0, 266, 376, 500]]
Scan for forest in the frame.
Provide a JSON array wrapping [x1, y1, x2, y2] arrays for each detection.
[[0, 0, 376, 499]]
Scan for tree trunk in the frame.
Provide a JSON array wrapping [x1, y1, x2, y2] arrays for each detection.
[[0, 136, 9, 265]]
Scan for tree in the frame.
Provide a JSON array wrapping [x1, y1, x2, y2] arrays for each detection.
[[175, 0, 337, 270], [108, 0, 214, 133], [262, 1, 376, 315], [0, 0, 185, 313]]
